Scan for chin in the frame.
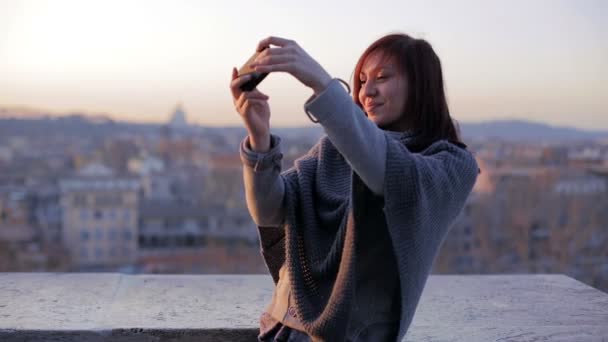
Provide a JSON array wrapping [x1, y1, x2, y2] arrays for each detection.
[[368, 114, 383, 126], [371, 116, 388, 128]]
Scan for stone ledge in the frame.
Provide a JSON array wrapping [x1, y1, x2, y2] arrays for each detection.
[[1, 273, 607, 341]]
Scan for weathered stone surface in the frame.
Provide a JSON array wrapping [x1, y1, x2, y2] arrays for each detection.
[[405, 274, 608, 341], [0, 273, 606, 341]]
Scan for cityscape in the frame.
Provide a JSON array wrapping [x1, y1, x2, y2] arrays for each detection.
[[1, 105, 607, 294]]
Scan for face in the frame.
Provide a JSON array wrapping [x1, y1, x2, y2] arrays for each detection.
[[358, 51, 410, 131]]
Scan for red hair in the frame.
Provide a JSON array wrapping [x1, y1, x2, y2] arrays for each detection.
[[353, 33, 462, 151]]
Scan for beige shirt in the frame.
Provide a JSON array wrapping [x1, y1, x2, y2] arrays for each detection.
[[265, 264, 307, 331]]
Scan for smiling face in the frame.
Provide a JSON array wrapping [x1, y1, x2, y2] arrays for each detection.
[[357, 51, 410, 132]]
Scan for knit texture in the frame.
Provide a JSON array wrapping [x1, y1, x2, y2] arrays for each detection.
[[257, 131, 479, 341]]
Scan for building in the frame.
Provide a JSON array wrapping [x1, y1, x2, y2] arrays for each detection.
[[59, 163, 141, 270], [169, 103, 188, 129], [137, 200, 261, 273], [0, 185, 48, 271]]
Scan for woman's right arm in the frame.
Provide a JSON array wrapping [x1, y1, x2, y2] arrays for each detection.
[[230, 66, 286, 227], [239, 133, 286, 227]]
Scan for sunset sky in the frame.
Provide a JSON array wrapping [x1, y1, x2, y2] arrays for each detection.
[[0, 0, 606, 129]]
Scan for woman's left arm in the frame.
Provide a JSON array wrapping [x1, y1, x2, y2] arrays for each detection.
[[303, 79, 388, 195], [251, 36, 388, 195]]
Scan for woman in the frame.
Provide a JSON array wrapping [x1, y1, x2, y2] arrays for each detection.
[[230, 33, 479, 341]]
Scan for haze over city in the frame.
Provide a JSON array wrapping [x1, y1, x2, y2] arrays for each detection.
[[0, 0, 606, 129]]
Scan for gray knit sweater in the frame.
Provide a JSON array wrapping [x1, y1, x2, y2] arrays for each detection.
[[240, 79, 479, 341]]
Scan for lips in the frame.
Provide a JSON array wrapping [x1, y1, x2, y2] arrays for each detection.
[[365, 103, 383, 112]]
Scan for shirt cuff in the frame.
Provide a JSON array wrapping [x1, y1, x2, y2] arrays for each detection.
[[303, 78, 352, 124], [239, 134, 283, 172]]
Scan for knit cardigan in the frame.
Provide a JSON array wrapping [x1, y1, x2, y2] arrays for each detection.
[[256, 130, 479, 341]]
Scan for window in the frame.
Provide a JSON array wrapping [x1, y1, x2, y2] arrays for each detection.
[[80, 229, 90, 241], [123, 210, 131, 221], [458, 255, 473, 268], [80, 209, 88, 221], [185, 235, 195, 247], [95, 247, 103, 258], [109, 229, 117, 241], [96, 228, 103, 240], [559, 211, 568, 228], [95, 194, 123, 206], [73, 194, 87, 206], [123, 230, 133, 241], [94, 210, 103, 220], [80, 247, 88, 258]]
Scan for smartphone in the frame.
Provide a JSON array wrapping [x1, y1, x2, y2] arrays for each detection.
[[238, 48, 269, 92]]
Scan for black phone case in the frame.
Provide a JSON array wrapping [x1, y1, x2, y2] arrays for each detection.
[[240, 72, 268, 92], [238, 48, 269, 92]]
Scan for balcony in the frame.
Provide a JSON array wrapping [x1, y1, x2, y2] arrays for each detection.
[[1, 273, 607, 341]]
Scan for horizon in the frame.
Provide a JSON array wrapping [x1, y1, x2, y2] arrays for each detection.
[[3, 104, 608, 134], [1, 0, 606, 129]]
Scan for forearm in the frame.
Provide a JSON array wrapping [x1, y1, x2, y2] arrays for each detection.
[[239, 134, 286, 227], [304, 79, 387, 195]]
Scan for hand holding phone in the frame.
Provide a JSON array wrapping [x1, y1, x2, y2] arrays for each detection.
[[238, 48, 269, 92]]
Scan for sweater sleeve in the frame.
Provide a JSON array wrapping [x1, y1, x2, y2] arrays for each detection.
[[239, 134, 286, 227], [239, 133, 324, 284], [303, 79, 387, 196]]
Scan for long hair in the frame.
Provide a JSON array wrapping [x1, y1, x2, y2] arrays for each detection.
[[353, 33, 463, 152]]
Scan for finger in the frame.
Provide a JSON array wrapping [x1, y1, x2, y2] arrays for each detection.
[[251, 55, 295, 68], [244, 98, 268, 108], [230, 73, 253, 88], [257, 36, 294, 51], [236, 96, 268, 113], [231, 67, 238, 80], [236, 93, 247, 112], [253, 63, 294, 74], [244, 94, 269, 102], [248, 88, 269, 99], [230, 67, 242, 101], [230, 73, 253, 98], [243, 89, 269, 101], [236, 91, 267, 108], [257, 47, 293, 60]]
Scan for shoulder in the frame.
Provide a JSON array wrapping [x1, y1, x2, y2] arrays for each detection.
[[405, 139, 480, 175], [438, 140, 480, 175], [419, 139, 472, 159], [447, 139, 468, 150]]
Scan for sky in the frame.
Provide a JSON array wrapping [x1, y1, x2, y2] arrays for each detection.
[[0, 0, 606, 129]]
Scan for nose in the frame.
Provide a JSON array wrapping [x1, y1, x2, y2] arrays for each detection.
[[361, 80, 377, 99]]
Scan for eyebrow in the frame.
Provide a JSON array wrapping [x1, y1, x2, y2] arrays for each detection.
[[359, 66, 394, 77]]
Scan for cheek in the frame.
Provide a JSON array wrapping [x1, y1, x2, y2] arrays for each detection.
[[387, 84, 406, 111], [357, 90, 365, 106]]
